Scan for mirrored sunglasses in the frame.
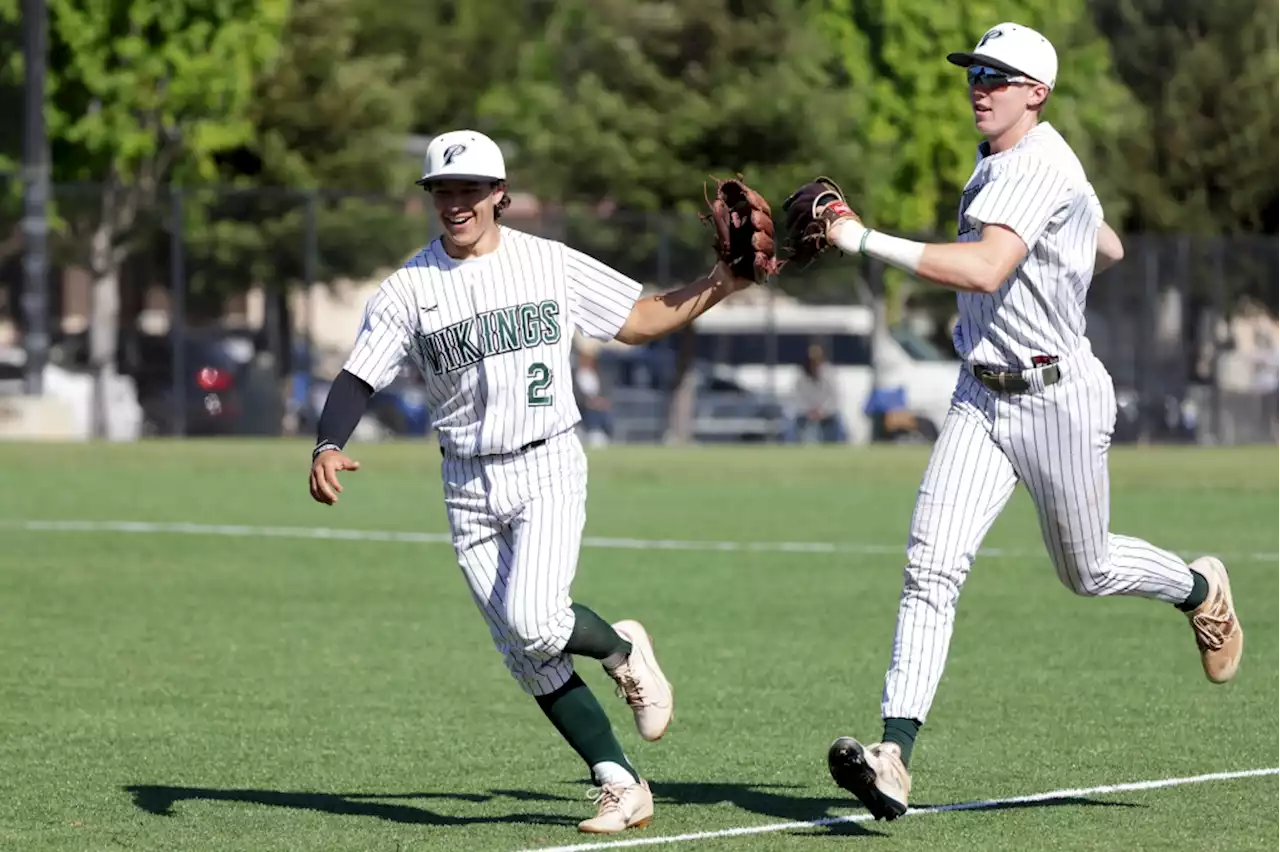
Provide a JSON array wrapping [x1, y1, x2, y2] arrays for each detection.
[[966, 65, 1030, 87]]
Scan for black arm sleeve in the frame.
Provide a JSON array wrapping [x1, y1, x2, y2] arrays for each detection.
[[313, 369, 374, 458]]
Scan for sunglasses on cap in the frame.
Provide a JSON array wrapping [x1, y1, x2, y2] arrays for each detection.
[[966, 65, 1032, 87]]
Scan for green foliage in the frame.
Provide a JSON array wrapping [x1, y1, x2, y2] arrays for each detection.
[[470, 0, 866, 295], [827, 0, 1141, 236], [180, 0, 425, 299], [0, 0, 289, 187], [1091, 0, 1280, 233], [2, 0, 1273, 325], [350, 0, 535, 138], [812, 1, 1145, 319], [248, 0, 412, 192], [479, 0, 863, 212], [178, 189, 422, 305], [0, 0, 291, 298]]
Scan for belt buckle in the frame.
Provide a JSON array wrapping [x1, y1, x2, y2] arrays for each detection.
[[973, 365, 1004, 391], [973, 364, 1028, 393]]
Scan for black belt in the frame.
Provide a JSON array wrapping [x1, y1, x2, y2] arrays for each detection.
[[970, 361, 1061, 394], [440, 437, 548, 458]]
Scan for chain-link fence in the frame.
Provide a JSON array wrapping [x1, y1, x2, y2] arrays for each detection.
[[0, 181, 1275, 445]]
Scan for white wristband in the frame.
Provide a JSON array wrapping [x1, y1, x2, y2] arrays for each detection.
[[829, 220, 924, 275], [828, 219, 867, 254]]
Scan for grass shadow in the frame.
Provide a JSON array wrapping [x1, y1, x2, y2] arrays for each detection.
[[124, 784, 578, 828], [647, 780, 887, 837]]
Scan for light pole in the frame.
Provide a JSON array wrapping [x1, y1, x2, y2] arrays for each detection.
[[21, 0, 50, 395]]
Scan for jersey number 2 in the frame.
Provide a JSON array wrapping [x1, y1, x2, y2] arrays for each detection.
[[527, 362, 553, 407]]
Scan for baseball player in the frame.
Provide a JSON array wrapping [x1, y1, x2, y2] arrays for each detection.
[[782, 23, 1244, 821], [307, 130, 766, 834]]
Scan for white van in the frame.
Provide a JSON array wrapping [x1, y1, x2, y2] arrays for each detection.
[[684, 299, 962, 445]]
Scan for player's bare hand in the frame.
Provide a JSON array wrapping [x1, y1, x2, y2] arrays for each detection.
[[310, 449, 360, 505]]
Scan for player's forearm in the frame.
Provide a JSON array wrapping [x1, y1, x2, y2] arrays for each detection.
[[829, 222, 1006, 294], [313, 369, 374, 457], [614, 265, 745, 344]]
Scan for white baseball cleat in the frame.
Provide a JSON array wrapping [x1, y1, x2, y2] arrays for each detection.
[[1187, 556, 1244, 683], [827, 737, 911, 821], [607, 620, 674, 741], [578, 779, 654, 834]]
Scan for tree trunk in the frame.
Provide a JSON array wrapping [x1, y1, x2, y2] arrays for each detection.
[[871, 287, 888, 390], [664, 327, 698, 444], [88, 220, 120, 440]]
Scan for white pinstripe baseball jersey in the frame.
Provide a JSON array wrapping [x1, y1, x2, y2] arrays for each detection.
[[952, 122, 1105, 369], [878, 125, 1197, 731], [343, 226, 642, 457]]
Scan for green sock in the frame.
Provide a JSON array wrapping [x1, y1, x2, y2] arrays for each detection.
[[563, 603, 632, 660], [535, 673, 638, 782], [882, 717, 921, 768], [1176, 570, 1209, 613]]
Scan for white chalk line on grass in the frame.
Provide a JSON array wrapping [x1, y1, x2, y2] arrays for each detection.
[[517, 767, 1279, 852], [3, 519, 1277, 563], [6, 519, 1280, 563]]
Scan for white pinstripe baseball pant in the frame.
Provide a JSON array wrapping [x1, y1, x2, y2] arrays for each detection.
[[443, 430, 587, 697], [881, 346, 1195, 723]]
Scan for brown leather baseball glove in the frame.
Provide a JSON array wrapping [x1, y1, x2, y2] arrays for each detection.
[[781, 176, 856, 269], [701, 176, 782, 282]]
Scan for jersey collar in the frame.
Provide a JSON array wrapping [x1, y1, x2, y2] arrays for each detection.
[[429, 225, 507, 272], [976, 121, 1057, 162]]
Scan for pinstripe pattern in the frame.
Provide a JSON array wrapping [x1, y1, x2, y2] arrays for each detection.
[[342, 226, 641, 458], [881, 380, 1020, 720], [445, 430, 588, 695], [339, 226, 641, 695], [953, 123, 1100, 369], [1005, 348, 1193, 602], [880, 122, 1197, 724]]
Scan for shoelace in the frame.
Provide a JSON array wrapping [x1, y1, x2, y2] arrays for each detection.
[[587, 784, 625, 813], [1191, 596, 1234, 651], [612, 664, 650, 708]]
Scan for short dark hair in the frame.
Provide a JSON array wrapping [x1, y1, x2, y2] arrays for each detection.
[[494, 181, 512, 219]]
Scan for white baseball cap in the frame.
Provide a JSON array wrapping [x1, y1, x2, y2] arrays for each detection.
[[416, 129, 506, 185], [947, 22, 1058, 90]]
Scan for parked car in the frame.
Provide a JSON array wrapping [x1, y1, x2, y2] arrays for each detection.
[[594, 344, 786, 443], [671, 301, 963, 444], [124, 330, 265, 436], [42, 328, 263, 436]]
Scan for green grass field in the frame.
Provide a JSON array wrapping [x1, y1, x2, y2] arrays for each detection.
[[0, 441, 1276, 852]]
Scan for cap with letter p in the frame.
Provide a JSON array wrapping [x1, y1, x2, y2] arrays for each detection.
[[416, 129, 506, 186], [947, 22, 1058, 90]]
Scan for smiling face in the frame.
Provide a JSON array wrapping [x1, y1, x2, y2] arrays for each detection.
[[427, 179, 506, 255], [966, 65, 1049, 145]]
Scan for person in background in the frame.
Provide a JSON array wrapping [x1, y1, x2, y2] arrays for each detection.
[[574, 338, 614, 447], [784, 343, 848, 443]]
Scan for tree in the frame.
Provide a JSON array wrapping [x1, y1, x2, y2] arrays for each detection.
[[0, 0, 289, 435], [811, 0, 1144, 326], [349, 0, 536, 138], [820, 0, 1139, 235], [178, 0, 425, 334], [471, 0, 867, 306], [1090, 0, 1279, 234], [480, 0, 862, 211]]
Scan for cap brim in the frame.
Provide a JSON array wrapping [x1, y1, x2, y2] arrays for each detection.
[[946, 51, 1026, 77], [415, 174, 504, 186]]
